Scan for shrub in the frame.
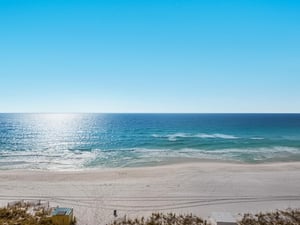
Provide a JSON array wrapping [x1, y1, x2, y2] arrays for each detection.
[[108, 212, 207, 225]]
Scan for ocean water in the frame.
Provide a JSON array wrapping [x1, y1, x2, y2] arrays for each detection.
[[0, 113, 300, 170]]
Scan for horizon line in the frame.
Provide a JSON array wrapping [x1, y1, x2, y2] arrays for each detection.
[[0, 112, 300, 114]]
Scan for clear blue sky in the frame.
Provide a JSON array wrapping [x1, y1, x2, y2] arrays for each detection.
[[0, 0, 299, 113]]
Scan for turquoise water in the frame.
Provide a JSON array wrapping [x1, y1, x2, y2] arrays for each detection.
[[0, 113, 300, 170]]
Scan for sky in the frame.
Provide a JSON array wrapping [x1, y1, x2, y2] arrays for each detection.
[[0, 0, 299, 113]]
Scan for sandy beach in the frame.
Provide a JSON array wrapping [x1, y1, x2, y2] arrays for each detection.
[[0, 162, 300, 225]]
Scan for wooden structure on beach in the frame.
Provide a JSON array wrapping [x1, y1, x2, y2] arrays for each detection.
[[51, 207, 74, 225]]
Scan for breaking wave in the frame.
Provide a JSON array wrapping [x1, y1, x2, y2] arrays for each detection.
[[152, 133, 239, 141], [86, 146, 300, 168], [0, 149, 97, 170], [1, 146, 299, 169]]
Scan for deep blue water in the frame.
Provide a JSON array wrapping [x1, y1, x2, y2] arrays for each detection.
[[0, 113, 300, 170]]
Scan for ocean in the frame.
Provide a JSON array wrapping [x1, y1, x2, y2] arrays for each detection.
[[0, 113, 300, 170]]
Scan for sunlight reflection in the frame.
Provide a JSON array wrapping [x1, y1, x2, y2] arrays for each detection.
[[37, 114, 79, 128]]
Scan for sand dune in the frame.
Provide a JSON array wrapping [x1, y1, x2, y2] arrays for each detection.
[[0, 162, 300, 225]]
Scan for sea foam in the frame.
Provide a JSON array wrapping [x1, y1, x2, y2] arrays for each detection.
[[152, 133, 239, 141], [1, 113, 300, 170]]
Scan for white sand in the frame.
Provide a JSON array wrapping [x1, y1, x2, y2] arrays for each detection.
[[0, 162, 300, 225]]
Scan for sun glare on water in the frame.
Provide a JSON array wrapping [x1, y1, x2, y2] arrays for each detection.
[[35, 113, 81, 130]]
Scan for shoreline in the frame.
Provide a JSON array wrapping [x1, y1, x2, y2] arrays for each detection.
[[0, 161, 299, 225], [1, 158, 300, 172]]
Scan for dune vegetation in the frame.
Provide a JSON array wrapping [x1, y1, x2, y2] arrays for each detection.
[[1, 204, 300, 225], [108, 209, 300, 225], [109, 212, 208, 225], [239, 208, 300, 225], [0, 204, 53, 225]]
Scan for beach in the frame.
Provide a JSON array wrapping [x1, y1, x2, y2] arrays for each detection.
[[2, 0, 300, 223], [1, 162, 300, 225]]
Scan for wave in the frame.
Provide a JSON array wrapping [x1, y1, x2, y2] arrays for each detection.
[[90, 146, 300, 167], [131, 146, 299, 155], [127, 146, 300, 163], [250, 137, 265, 140], [0, 149, 97, 170], [152, 133, 239, 141], [1, 146, 299, 170], [195, 133, 239, 139]]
